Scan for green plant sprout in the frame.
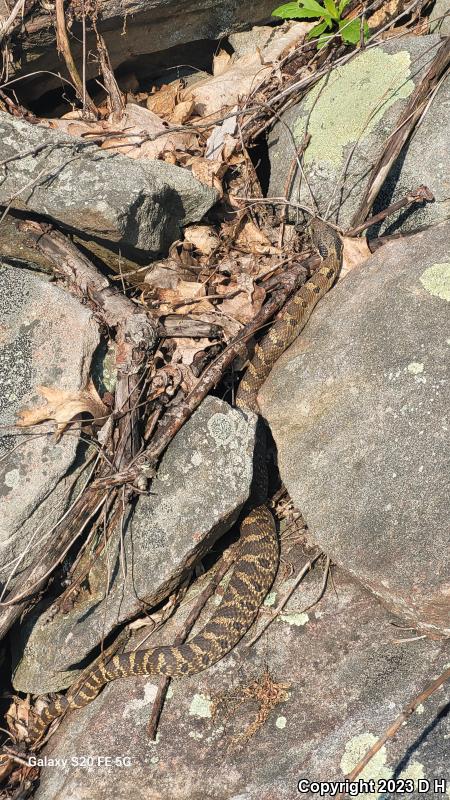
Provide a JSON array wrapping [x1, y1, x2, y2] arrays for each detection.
[[272, 0, 369, 49]]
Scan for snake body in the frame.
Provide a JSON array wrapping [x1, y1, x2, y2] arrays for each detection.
[[29, 219, 342, 741]]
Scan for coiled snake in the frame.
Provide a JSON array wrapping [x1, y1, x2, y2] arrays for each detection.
[[29, 219, 342, 742]]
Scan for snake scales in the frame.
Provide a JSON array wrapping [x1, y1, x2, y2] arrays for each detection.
[[29, 219, 342, 742]]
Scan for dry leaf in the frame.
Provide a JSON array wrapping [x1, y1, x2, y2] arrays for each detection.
[[235, 218, 278, 255], [157, 280, 214, 315], [17, 380, 108, 436], [6, 695, 31, 742], [162, 151, 178, 164], [183, 225, 220, 255], [48, 103, 197, 161], [220, 274, 266, 324], [144, 261, 189, 289], [146, 81, 180, 118], [169, 99, 195, 125], [341, 235, 371, 278], [205, 110, 239, 162], [103, 103, 196, 159], [181, 23, 311, 116], [171, 337, 214, 366], [368, 0, 405, 28], [188, 156, 227, 195], [213, 49, 232, 76]]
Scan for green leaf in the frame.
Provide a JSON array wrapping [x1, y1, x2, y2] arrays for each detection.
[[272, 1, 310, 18], [338, 0, 350, 14], [272, 1, 329, 17], [338, 17, 369, 44], [307, 19, 332, 39], [299, 0, 333, 17], [323, 0, 339, 19]]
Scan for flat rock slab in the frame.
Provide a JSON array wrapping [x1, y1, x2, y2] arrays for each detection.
[[0, 261, 99, 591], [32, 538, 449, 800], [259, 221, 450, 635], [0, 113, 217, 255], [268, 35, 448, 231], [13, 397, 257, 693]]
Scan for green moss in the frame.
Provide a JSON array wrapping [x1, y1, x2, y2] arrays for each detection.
[[280, 611, 309, 627], [189, 693, 212, 718], [407, 362, 424, 375], [419, 263, 450, 301], [340, 733, 392, 798], [294, 49, 414, 168], [264, 590, 277, 607]]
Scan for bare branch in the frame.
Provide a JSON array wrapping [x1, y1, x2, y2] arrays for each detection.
[[335, 666, 450, 798], [345, 185, 434, 237]]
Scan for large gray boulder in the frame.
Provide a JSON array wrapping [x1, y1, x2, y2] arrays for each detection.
[[0, 113, 217, 255], [268, 35, 449, 232], [259, 221, 450, 635], [32, 539, 449, 800], [13, 397, 257, 693], [0, 262, 99, 593]]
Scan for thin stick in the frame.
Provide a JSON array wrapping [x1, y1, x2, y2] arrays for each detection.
[[246, 553, 322, 648], [0, 0, 35, 42], [345, 185, 434, 237], [300, 555, 331, 613], [54, 0, 97, 117], [335, 666, 450, 798], [147, 545, 237, 739]]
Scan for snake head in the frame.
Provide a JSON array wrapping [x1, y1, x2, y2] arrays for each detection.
[[308, 217, 343, 262]]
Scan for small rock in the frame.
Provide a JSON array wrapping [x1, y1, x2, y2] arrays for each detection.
[[0, 261, 99, 592], [13, 397, 257, 693], [0, 113, 217, 255], [268, 35, 448, 232], [259, 221, 450, 635]]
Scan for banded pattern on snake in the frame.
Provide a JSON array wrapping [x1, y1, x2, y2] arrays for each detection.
[[29, 219, 342, 742]]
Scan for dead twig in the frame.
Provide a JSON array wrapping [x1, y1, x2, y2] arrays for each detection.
[[345, 185, 434, 237], [96, 32, 124, 121], [246, 552, 322, 647], [20, 221, 157, 468], [0, 0, 36, 43], [54, 0, 97, 117], [0, 480, 110, 638], [336, 665, 450, 798]]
